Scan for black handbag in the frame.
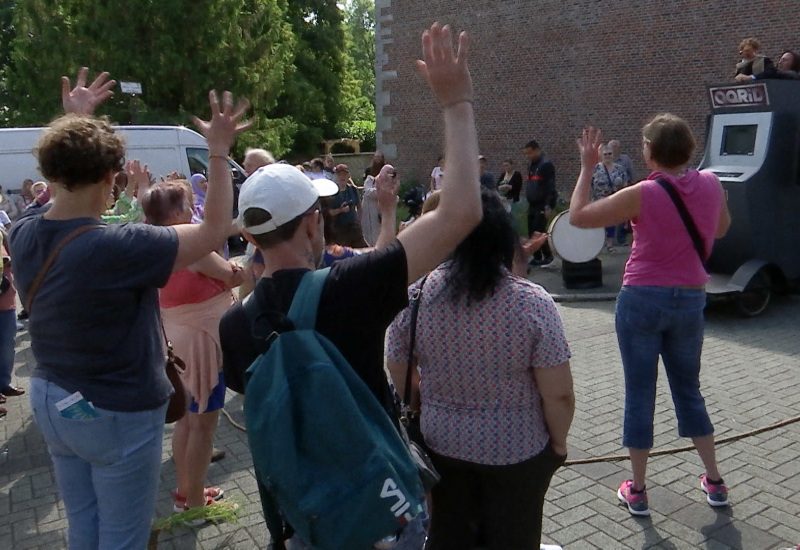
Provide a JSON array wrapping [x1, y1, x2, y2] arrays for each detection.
[[399, 275, 440, 491]]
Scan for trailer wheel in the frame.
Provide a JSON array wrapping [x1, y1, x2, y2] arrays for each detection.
[[736, 269, 771, 317]]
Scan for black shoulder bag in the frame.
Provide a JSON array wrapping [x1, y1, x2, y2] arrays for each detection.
[[654, 177, 707, 264], [401, 275, 428, 450], [399, 275, 440, 491]]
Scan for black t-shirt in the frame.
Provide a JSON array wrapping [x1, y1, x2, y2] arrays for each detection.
[[220, 240, 409, 416]]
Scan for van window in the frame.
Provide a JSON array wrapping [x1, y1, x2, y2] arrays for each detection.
[[186, 147, 247, 186], [187, 148, 209, 177]]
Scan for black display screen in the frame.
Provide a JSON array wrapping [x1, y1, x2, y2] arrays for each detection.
[[721, 125, 757, 156]]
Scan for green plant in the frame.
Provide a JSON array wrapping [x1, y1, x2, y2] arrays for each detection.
[[396, 177, 421, 201], [337, 120, 376, 151], [153, 499, 242, 533]]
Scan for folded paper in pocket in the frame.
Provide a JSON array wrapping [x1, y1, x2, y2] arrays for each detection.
[[55, 391, 99, 419]]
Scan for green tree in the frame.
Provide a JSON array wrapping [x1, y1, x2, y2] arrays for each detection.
[[270, 0, 347, 156], [0, 1, 15, 124], [5, 0, 296, 156], [341, 0, 374, 122]]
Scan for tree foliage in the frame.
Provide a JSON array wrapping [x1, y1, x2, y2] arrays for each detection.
[[342, 0, 375, 122], [269, 0, 347, 156], [5, 0, 296, 155], [1, 0, 377, 158]]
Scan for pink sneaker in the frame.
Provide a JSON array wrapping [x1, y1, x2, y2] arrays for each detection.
[[617, 480, 650, 516], [700, 475, 729, 507]]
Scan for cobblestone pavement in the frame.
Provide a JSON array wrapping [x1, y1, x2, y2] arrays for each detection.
[[2, 292, 800, 549]]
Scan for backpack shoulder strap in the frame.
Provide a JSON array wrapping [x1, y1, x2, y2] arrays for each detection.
[[287, 267, 331, 330]]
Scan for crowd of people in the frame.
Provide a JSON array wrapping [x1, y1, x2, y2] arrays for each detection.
[[5, 19, 785, 550]]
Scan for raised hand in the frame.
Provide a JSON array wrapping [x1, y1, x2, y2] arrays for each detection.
[[191, 91, 252, 156], [522, 232, 549, 256], [577, 126, 603, 169], [375, 165, 400, 215], [125, 160, 151, 198], [415, 23, 473, 108], [61, 67, 116, 115]]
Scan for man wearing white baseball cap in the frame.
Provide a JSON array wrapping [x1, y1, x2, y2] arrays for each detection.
[[236, 163, 338, 236], [220, 22, 482, 550]]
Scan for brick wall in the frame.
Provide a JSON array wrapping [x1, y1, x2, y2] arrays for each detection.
[[376, 0, 800, 196]]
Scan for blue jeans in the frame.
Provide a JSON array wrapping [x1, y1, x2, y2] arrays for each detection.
[[30, 378, 167, 549], [0, 309, 16, 387], [615, 286, 714, 449]]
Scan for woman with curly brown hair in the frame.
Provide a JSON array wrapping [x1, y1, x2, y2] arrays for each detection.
[[9, 67, 250, 549]]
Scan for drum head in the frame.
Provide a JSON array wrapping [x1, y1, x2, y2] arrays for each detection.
[[548, 210, 605, 263]]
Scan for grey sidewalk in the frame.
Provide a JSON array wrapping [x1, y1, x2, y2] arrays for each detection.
[[2, 291, 800, 549]]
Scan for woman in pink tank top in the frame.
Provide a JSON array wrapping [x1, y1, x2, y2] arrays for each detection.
[[142, 181, 244, 519], [570, 115, 732, 517]]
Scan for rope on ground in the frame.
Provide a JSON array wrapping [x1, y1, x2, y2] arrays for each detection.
[[564, 413, 800, 466], [221, 397, 800, 466], [221, 407, 247, 432]]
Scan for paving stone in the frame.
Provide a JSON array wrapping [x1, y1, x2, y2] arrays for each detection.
[[4, 294, 800, 549], [707, 518, 782, 550], [646, 486, 694, 516]]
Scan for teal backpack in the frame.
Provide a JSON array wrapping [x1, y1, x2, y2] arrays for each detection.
[[243, 268, 424, 550]]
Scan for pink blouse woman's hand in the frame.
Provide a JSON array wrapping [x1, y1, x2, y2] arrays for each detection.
[[577, 126, 602, 171]]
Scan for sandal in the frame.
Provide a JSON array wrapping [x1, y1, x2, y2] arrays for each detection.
[[0, 407, 6, 418], [172, 487, 224, 512], [173, 495, 216, 527], [0, 395, 6, 404]]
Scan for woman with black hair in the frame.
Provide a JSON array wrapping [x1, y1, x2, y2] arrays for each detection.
[[385, 189, 575, 549]]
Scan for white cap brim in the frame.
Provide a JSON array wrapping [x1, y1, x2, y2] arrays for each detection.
[[312, 178, 338, 197]]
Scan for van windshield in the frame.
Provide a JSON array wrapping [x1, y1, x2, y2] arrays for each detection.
[[187, 148, 210, 176], [186, 147, 246, 186]]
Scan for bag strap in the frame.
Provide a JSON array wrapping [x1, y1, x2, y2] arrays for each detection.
[[654, 177, 707, 262], [404, 275, 429, 407], [286, 267, 331, 330], [25, 224, 104, 313]]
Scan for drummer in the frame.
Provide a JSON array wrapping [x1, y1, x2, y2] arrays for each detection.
[[569, 115, 731, 517]]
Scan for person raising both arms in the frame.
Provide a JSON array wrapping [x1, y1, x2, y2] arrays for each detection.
[[10, 67, 250, 549]]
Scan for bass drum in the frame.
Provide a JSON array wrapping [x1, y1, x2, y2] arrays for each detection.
[[547, 210, 605, 263]]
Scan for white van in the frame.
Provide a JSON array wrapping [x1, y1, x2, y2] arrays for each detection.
[[0, 125, 246, 191]]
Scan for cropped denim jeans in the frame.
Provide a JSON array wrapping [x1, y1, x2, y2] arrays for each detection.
[[30, 377, 167, 550], [615, 286, 714, 449]]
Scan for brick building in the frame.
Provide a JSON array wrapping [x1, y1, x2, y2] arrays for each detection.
[[375, 0, 799, 196]]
